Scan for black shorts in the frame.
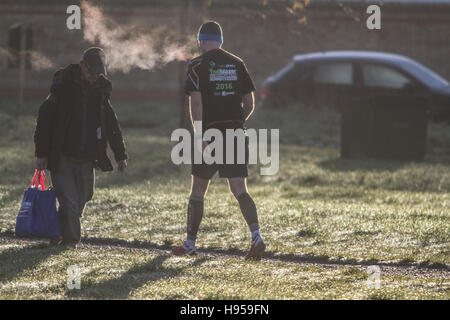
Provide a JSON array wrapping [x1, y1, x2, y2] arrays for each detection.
[[191, 130, 249, 180]]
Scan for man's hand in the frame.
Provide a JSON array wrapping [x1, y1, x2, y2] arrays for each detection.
[[36, 157, 48, 170], [117, 159, 127, 173]]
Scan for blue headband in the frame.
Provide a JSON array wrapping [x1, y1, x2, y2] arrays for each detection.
[[198, 33, 223, 43]]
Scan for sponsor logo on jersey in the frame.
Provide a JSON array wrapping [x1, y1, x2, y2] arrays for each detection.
[[209, 68, 238, 81], [222, 91, 235, 96], [210, 72, 237, 81], [218, 64, 236, 68]]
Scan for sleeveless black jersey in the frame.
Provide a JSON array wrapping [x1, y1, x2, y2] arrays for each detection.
[[185, 48, 255, 130]]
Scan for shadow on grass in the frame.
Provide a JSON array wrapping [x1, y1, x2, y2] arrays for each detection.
[[317, 157, 409, 173], [73, 234, 450, 271], [69, 254, 209, 299], [1, 231, 447, 278], [0, 242, 67, 283], [318, 155, 450, 174]]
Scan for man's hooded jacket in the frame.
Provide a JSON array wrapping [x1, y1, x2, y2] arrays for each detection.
[[34, 64, 127, 172]]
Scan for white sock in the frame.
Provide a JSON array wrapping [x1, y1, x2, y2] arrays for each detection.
[[184, 239, 195, 248], [251, 230, 261, 241]]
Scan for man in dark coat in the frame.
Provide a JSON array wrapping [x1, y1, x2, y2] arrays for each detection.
[[34, 47, 128, 247]]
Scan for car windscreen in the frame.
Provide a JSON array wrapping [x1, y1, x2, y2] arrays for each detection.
[[399, 59, 449, 89], [273, 62, 295, 78], [270, 61, 308, 84]]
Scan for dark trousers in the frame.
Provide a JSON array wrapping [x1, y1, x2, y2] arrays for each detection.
[[51, 155, 94, 243]]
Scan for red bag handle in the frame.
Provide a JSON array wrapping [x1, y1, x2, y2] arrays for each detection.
[[30, 170, 47, 190], [30, 170, 40, 188], [30, 170, 39, 187], [40, 171, 49, 190]]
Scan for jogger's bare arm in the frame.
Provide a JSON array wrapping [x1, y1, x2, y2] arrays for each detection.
[[242, 92, 255, 121], [189, 91, 203, 131]]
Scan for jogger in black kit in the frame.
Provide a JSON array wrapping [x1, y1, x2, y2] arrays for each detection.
[[172, 21, 266, 260]]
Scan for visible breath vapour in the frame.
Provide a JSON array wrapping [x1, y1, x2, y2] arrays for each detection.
[[0, 47, 54, 71], [81, 1, 193, 73], [28, 51, 54, 71]]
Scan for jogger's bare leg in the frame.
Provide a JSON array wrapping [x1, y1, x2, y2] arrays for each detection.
[[190, 175, 210, 198]]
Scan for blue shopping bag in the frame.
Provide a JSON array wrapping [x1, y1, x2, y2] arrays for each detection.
[[15, 170, 60, 238]]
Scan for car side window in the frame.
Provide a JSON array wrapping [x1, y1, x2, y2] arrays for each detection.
[[363, 64, 413, 89], [313, 62, 354, 85]]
